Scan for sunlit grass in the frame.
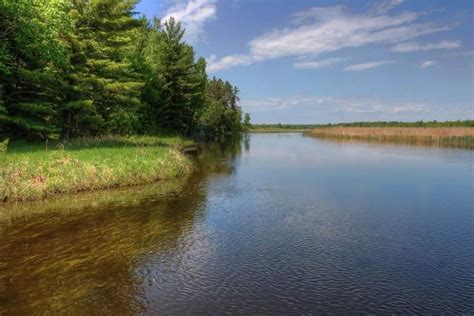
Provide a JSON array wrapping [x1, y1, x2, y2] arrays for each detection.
[[0, 135, 194, 202]]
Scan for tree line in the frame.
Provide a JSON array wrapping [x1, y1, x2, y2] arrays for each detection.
[[253, 120, 474, 129], [0, 0, 250, 141]]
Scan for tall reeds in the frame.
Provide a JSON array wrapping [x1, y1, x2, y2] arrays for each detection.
[[308, 127, 474, 149]]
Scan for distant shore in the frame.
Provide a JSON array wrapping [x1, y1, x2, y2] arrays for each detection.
[[307, 127, 474, 149]]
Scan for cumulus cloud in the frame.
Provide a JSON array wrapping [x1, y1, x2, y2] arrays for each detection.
[[392, 40, 461, 52], [420, 60, 438, 68], [293, 57, 347, 69], [208, 3, 451, 72], [163, 0, 217, 43], [344, 61, 394, 71]]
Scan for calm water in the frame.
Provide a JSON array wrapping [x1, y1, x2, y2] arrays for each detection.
[[1, 133, 473, 314]]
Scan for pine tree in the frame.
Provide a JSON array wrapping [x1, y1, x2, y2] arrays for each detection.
[[62, 0, 144, 137], [138, 18, 165, 134], [158, 17, 200, 134], [197, 77, 244, 138], [0, 0, 244, 140]]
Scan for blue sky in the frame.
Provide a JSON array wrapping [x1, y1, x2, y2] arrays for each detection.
[[136, 0, 473, 123]]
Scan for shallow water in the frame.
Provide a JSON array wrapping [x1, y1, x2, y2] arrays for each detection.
[[1, 133, 473, 314]]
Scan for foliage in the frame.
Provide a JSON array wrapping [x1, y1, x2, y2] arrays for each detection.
[[0, 0, 69, 139], [60, 0, 145, 137], [0, 0, 249, 141], [243, 113, 251, 131], [196, 77, 243, 139]]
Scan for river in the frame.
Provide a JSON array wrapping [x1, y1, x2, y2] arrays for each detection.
[[1, 133, 473, 314]]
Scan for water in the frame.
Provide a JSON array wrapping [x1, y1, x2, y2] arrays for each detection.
[[1, 133, 473, 314]]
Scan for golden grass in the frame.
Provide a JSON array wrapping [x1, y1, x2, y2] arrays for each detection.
[[308, 127, 474, 149]]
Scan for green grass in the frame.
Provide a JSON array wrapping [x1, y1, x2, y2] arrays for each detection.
[[0, 135, 194, 202]]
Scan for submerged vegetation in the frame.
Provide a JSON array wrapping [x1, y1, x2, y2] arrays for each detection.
[[0, 136, 193, 202], [308, 127, 474, 149]]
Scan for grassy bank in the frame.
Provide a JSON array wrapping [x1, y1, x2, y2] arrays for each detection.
[[0, 135, 194, 202], [307, 127, 474, 149]]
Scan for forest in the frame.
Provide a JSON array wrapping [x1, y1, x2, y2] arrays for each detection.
[[0, 0, 250, 141]]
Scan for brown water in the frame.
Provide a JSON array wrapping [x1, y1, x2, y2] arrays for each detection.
[[1, 133, 473, 314]]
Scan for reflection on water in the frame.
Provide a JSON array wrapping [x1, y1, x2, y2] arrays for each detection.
[[1, 133, 473, 314]]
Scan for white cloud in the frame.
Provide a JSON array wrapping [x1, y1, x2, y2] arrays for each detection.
[[248, 10, 421, 60], [294, 57, 347, 69], [206, 54, 254, 72], [420, 60, 438, 68], [241, 96, 329, 111], [207, 4, 451, 72], [240, 95, 430, 114], [163, 0, 217, 43], [373, 0, 404, 14], [392, 40, 461, 52], [344, 61, 395, 71], [241, 94, 473, 123]]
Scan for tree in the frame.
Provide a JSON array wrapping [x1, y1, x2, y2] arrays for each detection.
[[243, 113, 251, 130], [196, 77, 244, 139], [0, 1, 245, 140], [61, 0, 144, 137], [0, 0, 70, 139], [157, 17, 202, 134]]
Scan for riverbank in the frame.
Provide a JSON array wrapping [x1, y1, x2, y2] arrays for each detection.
[[307, 127, 474, 149], [0, 135, 194, 202]]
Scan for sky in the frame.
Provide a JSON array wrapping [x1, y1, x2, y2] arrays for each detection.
[[136, 0, 474, 124]]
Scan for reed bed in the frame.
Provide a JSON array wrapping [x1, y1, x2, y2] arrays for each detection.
[[0, 135, 194, 202], [308, 127, 474, 149]]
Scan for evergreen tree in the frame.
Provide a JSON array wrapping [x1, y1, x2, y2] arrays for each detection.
[[62, 0, 144, 137], [197, 77, 246, 139], [139, 18, 166, 134], [0, 1, 245, 140], [158, 17, 200, 134]]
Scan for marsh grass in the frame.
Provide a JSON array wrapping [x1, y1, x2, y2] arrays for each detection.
[[0, 135, 194, 202], [308, 127, 474, 149]]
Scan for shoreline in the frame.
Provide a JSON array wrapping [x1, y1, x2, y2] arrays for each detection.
[[0, 135, 195, 203]]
